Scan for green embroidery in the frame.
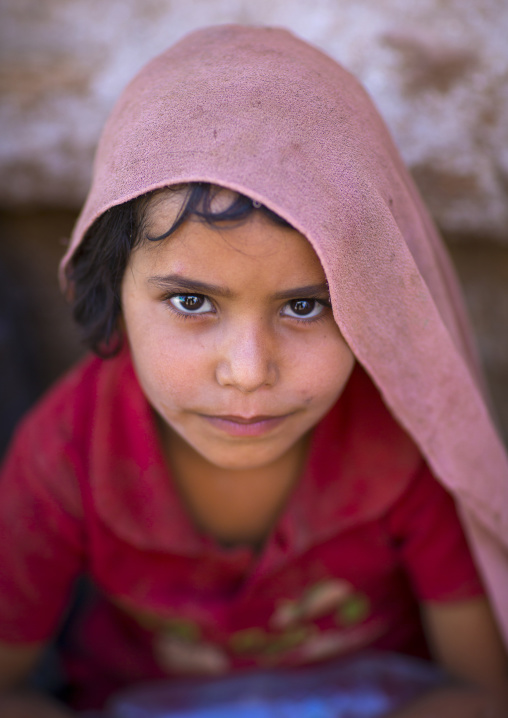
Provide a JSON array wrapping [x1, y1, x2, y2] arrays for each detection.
[[335, 593, 370, 626], [163, 617, 201, 642], [260, 626, 311, 656], [229, 625, 311, 658], [229, 628, 270, 654]]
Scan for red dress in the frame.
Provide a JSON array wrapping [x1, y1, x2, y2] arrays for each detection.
[[0, 348, 483, 708]]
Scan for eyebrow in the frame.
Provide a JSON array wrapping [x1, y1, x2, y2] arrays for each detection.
[[148, 275, 233, 297], [148, 274, 329, 300], [273, 283, 330, 300]]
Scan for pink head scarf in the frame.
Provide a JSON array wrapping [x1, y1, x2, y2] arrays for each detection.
[[61, 25, 508, 643]]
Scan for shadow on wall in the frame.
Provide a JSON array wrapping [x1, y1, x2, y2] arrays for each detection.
[[0, 209, 84, 459], [0, 260, 41, 455]]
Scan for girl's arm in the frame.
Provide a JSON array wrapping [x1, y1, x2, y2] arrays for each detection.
[[0, 641, 75, 717], [386, 596, 508, 717]]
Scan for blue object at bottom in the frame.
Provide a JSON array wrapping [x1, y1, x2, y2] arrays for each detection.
[[101, 653, 443, 718]]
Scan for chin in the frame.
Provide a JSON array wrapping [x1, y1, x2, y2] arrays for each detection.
[[199, 447, 286, 472], [196, 430, 306, 468]]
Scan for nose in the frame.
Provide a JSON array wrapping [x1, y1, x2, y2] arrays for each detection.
[[215, 321, 278, 393]]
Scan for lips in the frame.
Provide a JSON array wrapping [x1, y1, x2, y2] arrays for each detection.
[[213, 415, 282, 424], [200, 413, 291, 437]]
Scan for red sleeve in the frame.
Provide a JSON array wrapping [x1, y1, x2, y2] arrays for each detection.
[[385, 462, 485, 603], [0, 411, 84, 643]]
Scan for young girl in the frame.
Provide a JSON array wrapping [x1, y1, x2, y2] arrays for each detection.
[[0, 24, 507, 717]]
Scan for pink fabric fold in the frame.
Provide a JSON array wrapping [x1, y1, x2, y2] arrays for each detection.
[[60, 24, 508, 644]]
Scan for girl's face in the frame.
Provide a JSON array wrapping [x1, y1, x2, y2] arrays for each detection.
[[121, 190, 355, 472]]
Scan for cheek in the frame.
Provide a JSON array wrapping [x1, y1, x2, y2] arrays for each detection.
[[142, 342, 205, 403], [125, 313, 207, 409], [292, 334, 355, 404]]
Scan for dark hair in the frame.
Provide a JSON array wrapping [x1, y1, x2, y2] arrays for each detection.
[[67, 183, 289, 356]]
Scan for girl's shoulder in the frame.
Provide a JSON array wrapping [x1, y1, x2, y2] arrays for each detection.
[[0, 346, 148, 533], [3, 345, 137, 463]]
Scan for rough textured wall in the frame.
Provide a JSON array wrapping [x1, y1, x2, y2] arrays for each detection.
[[1, 0, 508, 241], [0, 0, 507, 443]]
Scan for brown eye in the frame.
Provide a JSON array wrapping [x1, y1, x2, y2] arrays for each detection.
[[282, 299, 324, 319], [169, 294, 213, 314]]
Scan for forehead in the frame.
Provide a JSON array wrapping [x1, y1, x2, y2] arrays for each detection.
[[142, 186, 242, 237], [132, 188, 326, 286]]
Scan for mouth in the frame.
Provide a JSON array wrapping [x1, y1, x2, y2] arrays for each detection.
[[199, 413, 293, 438]]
